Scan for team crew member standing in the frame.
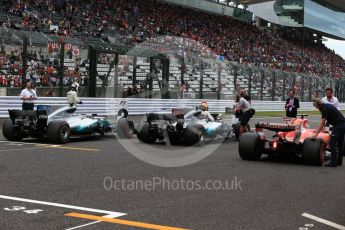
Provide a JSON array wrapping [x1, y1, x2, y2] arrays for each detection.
[[20, 82, 37, 110], [285, 90, 300, 118], [236, 91, 254, 137], [322, 88, 339, 109], [312, 98, 345, 167]]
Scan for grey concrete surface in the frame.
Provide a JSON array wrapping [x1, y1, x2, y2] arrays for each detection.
[[0, 116, 344, 230]]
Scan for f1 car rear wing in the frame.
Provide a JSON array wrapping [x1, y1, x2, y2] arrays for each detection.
[[9, 109, 48, 119], [255, 122, 297, 132], [8, 109, 48, 126], [146, 113, 175, 122], [146, 108, 194, 122]]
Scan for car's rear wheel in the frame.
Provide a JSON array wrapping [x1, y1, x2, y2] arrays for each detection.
[[47, 121, 70, 144], [239, 133, 264, 160], [184, 125, 206, 146], [302, 138, 325, 166], [117, 118, 134, 139], [2, 119, 22, 141], [167, 126, 179, 145], [137, 122, 157, 144]]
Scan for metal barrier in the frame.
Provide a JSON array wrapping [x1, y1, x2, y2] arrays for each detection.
[[0, 96, 343, 118]]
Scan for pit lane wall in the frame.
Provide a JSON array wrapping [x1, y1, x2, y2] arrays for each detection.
[[0, 96, 343, 118]]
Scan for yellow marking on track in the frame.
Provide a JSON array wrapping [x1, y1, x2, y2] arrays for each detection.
[[35, 145, 100, 152], [35, 144, 50, 147], [65, 213, 189, 230]]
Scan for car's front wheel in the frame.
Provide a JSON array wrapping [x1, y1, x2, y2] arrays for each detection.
[[117, 118, 134, 139], [47, 121, 70, 144], [184, 125, 206, 146]]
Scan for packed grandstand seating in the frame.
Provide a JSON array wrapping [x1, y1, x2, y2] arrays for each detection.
[[0, 0, 344, 97]]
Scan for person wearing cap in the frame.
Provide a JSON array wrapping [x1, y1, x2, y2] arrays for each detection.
[[20, 81, 37, 110], [322, 88, 339, 110], [311, 98, 345, 167]]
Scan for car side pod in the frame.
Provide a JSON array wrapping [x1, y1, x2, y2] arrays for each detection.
[[239, 133, 265, 161], [302, 138, 325, 166]]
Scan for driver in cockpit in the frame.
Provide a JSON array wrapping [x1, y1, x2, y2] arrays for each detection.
[[198, 102, 214, 122]]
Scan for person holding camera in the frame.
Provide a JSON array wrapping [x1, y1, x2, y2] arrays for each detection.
[[20, 81, 37, 110]]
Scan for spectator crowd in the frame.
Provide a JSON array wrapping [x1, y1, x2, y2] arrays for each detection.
[[0, 0, 344, 86], [0, 44, 87, 88]]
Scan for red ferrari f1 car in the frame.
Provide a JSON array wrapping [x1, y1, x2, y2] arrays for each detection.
[[239, 115, 330, 165]]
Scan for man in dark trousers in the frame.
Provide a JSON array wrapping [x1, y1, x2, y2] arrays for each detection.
[[311, 98, 345, 167], [285, 90, 299, 118]]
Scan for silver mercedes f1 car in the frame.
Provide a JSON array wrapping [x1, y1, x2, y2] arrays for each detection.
[[2, 105, 134, 143], [137, 108, 236, 146]]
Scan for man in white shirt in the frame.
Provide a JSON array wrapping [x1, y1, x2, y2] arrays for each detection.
[[322, 88, 339, 110], [20, 82, 37, 110]]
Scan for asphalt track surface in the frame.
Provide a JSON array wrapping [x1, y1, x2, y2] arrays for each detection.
[[0, 116, 344, 230]]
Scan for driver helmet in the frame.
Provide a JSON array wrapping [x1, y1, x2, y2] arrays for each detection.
[[199, 102, 208, 111], [70, 82, 80, 92]]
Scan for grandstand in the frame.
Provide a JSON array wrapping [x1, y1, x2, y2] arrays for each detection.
[[0, 0, 344, 101]]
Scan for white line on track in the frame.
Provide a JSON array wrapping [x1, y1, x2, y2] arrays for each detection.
[[302, 213, 345, 230], [0, 195, 126, 217], [65, 221, 101, 230], [65, 213, 120, 230]]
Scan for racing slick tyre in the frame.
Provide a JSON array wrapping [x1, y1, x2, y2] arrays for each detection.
[[118, 109, 129, 118], [2, 119, 22, 141], [117, 118, 134, 139], [302, 138, 325, 166], [239, 133, 264, 160], [47, 121, 70, 144], [137, 122, 157, 144], [167, 126, 179, 145], [184, 125, 206, 146]]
